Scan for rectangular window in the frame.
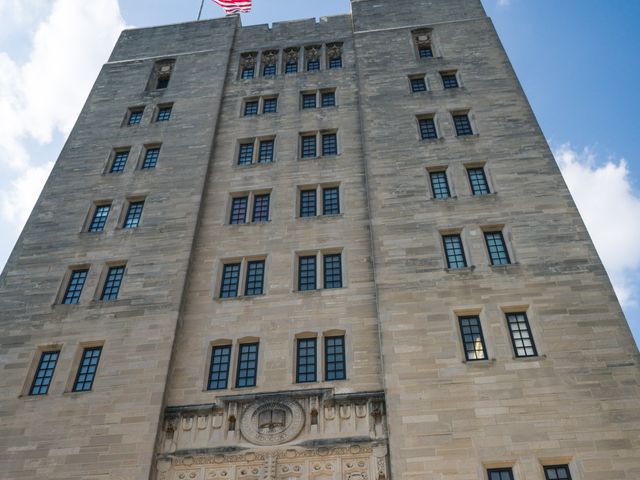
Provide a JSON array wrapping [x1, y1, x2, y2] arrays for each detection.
[[322, 187, 340, 215], [208, 345, 231, 390], [88, 205, 110, 232], [298, 256, 317, 291], [241, 66, 255, 79], [430, 171, 450, 199], [156, 106, 172, 121], [484, 231, 510, 265], [459, 316, 488, 361], [544, 465, 572, 480], [220, 263, 240, 298], [419, 118, 438, 139], [323, 253, 342, 289], [300, 190, 317, 217], [453, 114, 473, 136], [244, 260, 265, 296], [301, 135, 317, 158], [236, 343, 259, 388], [263, 98, 277, 114], [230, 197, 248, 225], [419, 46, 433, 58], [321, 91, 336, 107], [506, 312, 537, 358], [329, 57, 342, 69], [325, 336, 346, 381], [244, 100, 259, 116], [441, 72, 459, 89], [142, 147, 160, 169], [127, 109, 143, 126], [238, 143, 254, 165], [29, 350, 60, 396], [252, 194, 270, 222], [258, 140, 274, 163], [110, 150, 129, 173], [72, 346, 102, 392], [123, 201, 144, 229], [307, 58, 320, 71], [468, 167, 490, 195], [322, 133, 337, 156], [411, 77, 427, 92], [443, 234, 467, 269], [296, 338, 317, 383], [285, 61, 298, 74], [101, 265, 125, 301], [488, 468, 514, 480], [263, 63, 276, 76], [302, 94, 316, 109], [62, 269, 89, 304]]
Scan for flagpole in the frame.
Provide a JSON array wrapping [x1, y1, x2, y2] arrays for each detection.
[[197, 0, 205, 20]]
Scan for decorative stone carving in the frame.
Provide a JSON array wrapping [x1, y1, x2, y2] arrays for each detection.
[[240, 53, 257, 68], [284, 48, 298, 64], [326, 43, 342, 60], [262, 51, 278, 66], [240, 399, 305, 446], [305, 46, 321, 62]]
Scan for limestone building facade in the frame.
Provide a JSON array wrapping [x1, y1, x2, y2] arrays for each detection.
[[1, 1, 639, 479]]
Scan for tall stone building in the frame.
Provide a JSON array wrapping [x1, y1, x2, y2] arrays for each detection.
[[1, 0, 639, 479]]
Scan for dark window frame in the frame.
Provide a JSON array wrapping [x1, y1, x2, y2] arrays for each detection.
[[459, 316, 488, 362], [323, 253, 343, 289], [324, 335, 346, 381], [244, 100, 259, 116], [298, 255, 317, 291], [441, 72, 459, 89], [62, 269, 89, 305], [123, 201, 145, 229], [544, 465, 572, 480], [321, 91, 336, 107], [263, 63, 276, 77], [230, 197, 248, 225], [453, 113, 473, 136], [72, 346, 103, 392], [296, 337, 317, 383], [238, 142, 255, 165], [110, 150, 129, 173], [156, 105, 173, 121], [88, 204, 111, 232], [484, 231, 511, 265], [442, 234, 467, 269], [300, 189, 317, 217], [322, 133, 338, 156], [127, 108, 144, 126], [322, 187, 340, 215], [262, 97, 278, 114], [244, 260, 265, 296], [100, 265, 125, 301], [302, 93, 317, 109], [142, 147, 160, 170], [418, 45, 434, 58], [411, 77, 427, 93], [419, 117, 438, 140], [252, 194, 270, 222], [208, 344, 232, 390], [487, 468, 514, 480], [301, 135, 317, 158], [468, 167, 490, 195], [258, 139, 274, 163], [241, 66, 255, 80], [29, 350, 60, 396], [220, 263, 241, 298], [429, 171, 451, 199], [236, 342, 259, 388], [506, 312, 538, 358]]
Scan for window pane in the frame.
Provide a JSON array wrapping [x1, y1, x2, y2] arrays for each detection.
[[236, 343, 259, 388], [419, 46, 433, 58], [488, 469, 514, 480], [62, 269, 88, 305], [230, 197, 248, 224], [89, 205, 110, 232], [323, 187, 340, 215], [110, 151, 129, 173], [296, 338, 317, 383], [459, 316, 488, 361], [322, 133, 337, 156], [307, 59, 320, 71], [443, 235, 467, 269], [263, 63, 276, 76], [252, 194, 270, 222], [298, 256, 317, 291], [127, 110, 143, 125], [208, 345, 231, 390], [72, 346, 102, 392], [238, 143, 254, 165], [220, 263, 240, 298], [258, 140, 274, 163], [325, 336, 346, 381], [29, 350, 60, 395], [453, 114, 473, 136], [302, 94, 316, 109], [411, 78, 427, 92], [419, 118, 438, 139], [485, 231, 510, 265], [329, 57, 342, 69], [507, 312, 538, 358], [263, 98, 277, 113], [468, 167, 490, 195], [245, 260, 265, 296], [301, 136, 316, 158], [321, 92, 336, 107], [101, 266, 125, 301], [441, 73, 459, 89], [323, 253, 342, 289], [285, 61, 298, 74], [430, 171, 450, 199], [241, 67, 254, 79], [123, 201, 144, 229], [156, 75, 170, 89], [142, 148, 160, 169], [157, 106, 172, 121], [244, 101, 258, 116], [544, 465, 572, 480], [300, 190, 317, 217]]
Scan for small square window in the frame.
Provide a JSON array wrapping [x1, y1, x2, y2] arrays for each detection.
[[307, 59, 320, 71], [484, 231, 510, 265], [411, 77, 427, 92], [110, 150, 129, 173], [298, 255, 317, 291], [296, 338, 317, 383], [453, 114, 473, 136], [321, 91, 336, 107], [488, 468, 514, 480], [263, 63, 276, 77], [236, 343, 259, 388], [88, 205, 111, 232], [72, 346, 102, 392], [101, 265, 125, 301], [325, 336, 346, 380], [258, 140, 274, 163], [127, 109, 143, 126], [62, 269, 89, 305], [429, 171, 450, 199], [544, 465, 572, 480], [241, 67, 255, 79], [245, 260, 265, 296], [263, 98, 277, 114], [441, 72, 459, 89], [156, 106, 172, 121], [238, 143, 254, 165], [322, 133, 337, 156], [468, 167, 490, 195], [459, 316, 488, 361], [244, 101, 259, 116], [252, 194, 270, 222], [300, 190, 317, 217], [220, 263, 241, 298], [123, 201, 144, 229], [142, 147, 160, 169], [208, 345, 231, 390], [322, 187, 340, 215], [302, 94, 317, 109], [230, 197, 248, 224], [419, 46, 433, 58], [329, 57, 342, 69], [285, 61, 298, 74], [323, 253, 342, 289], [419, 118, 438, 140], [443, 234, 467, 269], [29, 350, 60, 396], [506, 312, 537, 358], [301, 135, 317, 158]]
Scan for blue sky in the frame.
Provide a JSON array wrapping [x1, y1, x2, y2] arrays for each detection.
[[1, 0, 639, 343]]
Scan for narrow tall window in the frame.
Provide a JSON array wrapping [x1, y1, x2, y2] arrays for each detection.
[[258, 140, 274, 163], [321, 91, 336, 107], [263, 98, 277, 114], [419, 45, 433, 58], [230, 197, 248, 224], [236, 343, 259, 388], [263, 63, 276, 77], [208, 345, 231, 390], [323, 253, 342, 289], [62, 269, 89, 304], [72, 346, 102, 392], [101, 266, 125, 301], [544, 466, 572, 480], [110, 150, 129, 173], [296, 338, 317, 383], [453, 114, 473, 136], [220, 263, 240, 298], [441, 72, 459, 89], [29, 350, 60, 396], [323, 187, 340, 215], [241, 66, 255, 79], [244, 101, 259, 116], [127, 109, 143, 126], [485, 231, 510, 265], [459, 316, 488, 361], [488, 469, 514, 480], [285, 60, 298, 74], [89, 205, 110, 232], [419, 118, 438, 139], [322, 133, 337, 156], [156, 106, 172, 121], [468, 167, 490, 195], [411, 77, 427, 92], [302, 94, 316, 109], [245, 260, 265, 296], [238, 143, 254, 165], [123, 201, 145, 229], [252, 194, 270, 222], [142, 147, 160, 169], [301, 135, 317, 158], [506, 312, 537, 358], [300, 190, 317, 217], [430, 171, 450, 199], [325, 336, 346, 380], [307, 58, 320, 71], [298, 256, 317, 291], [329, 56, 342, 69], [443, 235, 467, 269]]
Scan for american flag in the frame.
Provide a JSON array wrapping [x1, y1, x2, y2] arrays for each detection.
[[212, 0, 252, 14]]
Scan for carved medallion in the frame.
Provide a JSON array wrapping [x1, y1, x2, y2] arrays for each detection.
[[239, 399, 304, 446]]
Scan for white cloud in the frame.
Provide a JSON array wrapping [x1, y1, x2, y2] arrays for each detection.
[[0, 161, 54, 228], [497, 0, 511, 7], [555, 144, 640, 306]]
